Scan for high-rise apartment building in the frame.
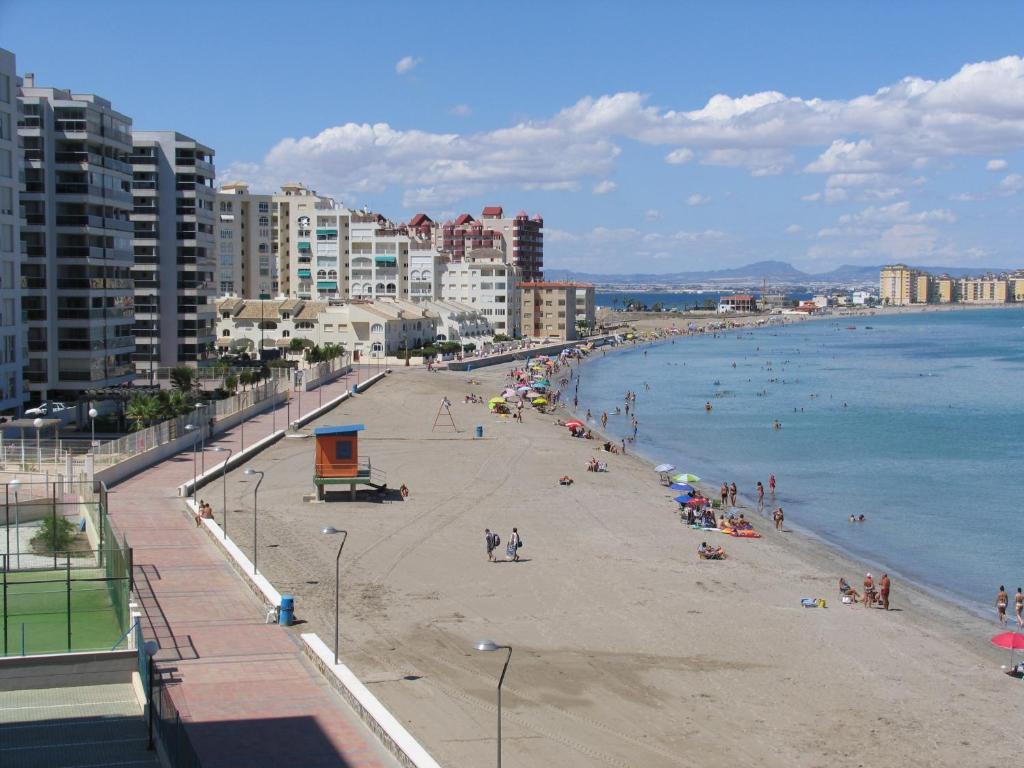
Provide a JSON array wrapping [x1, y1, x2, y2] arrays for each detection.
[[436, 206, 543, 282], [958, 276, 1009, 304], [520, 282, 595, 341], [879, 264, 926, 306], [17, 74, 135, 401], [0, 49, 25, 413], [215, 182, 274, 298], [439, 250, 519, 336], [130, 132, 216, 379]]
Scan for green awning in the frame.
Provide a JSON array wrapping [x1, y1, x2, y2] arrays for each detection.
[[297, 269, 311, 279], [316, 229, 337, 236], [316, 281, 338, 290], [375, 256, 397, 266], [297, 242, 311, 251]]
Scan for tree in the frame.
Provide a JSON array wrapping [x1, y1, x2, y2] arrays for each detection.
[[125, 394, 160, 432], [157, 390, 192, 421], [170, 365, 197, 393], [238, 369, 256, 391], [224, 374, 238, 395], [32, 515, 77, 553], [289, 337, 312, 354]]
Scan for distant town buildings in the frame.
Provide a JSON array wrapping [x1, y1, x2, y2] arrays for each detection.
[[880, 264, 1024, 306]]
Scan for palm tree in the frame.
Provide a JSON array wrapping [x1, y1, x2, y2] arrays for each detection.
[[224, 374, 239, 395], [170, 365, 197, 393], [238, 369, 255, 391], [125, 394, 160, 432]]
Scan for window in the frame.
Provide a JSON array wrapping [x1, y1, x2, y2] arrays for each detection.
[[334, 441, 353, 461], [371, 323, 384, 333], [258, 202, 269, 213], [259, 216, 269, 227], [0, 223, 12, 253], [220, 229, 233, 239], [282, 330, 290, 337], [0, 74, 9, 103], [0, 112, 9, 141], [0, 186, 11, 216], [0, 149, 10, 178], [222, 329, 230, 337]]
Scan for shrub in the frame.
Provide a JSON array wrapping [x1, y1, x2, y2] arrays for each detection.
[[32, 515, 77, 553]]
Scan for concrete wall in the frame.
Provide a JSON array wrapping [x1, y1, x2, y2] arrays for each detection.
[[0, 649, 137, 692], [446, 337, 609, 371]]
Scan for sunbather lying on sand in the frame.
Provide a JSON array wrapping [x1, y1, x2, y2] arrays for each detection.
[[698, 542, 726, 560]]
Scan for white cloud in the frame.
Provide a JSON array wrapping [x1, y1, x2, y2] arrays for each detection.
[[665, 148, 694, 165], [801, 192, 822, 202], [644, 209, 663, 221], [592, 180, 617, 195], [449, 104, 472, 117], [987, 158, 1008, 171], [702, 148, 793, 175], [395, 56, 421, 75], [686, 193, 711, 206], [1000, 173, 1024, 194], [785, 224, 802, 235]]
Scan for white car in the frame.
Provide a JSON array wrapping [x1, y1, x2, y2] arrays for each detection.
[[24, 401, 67, 417]]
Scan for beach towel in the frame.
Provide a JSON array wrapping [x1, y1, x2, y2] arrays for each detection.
[[800, 597, 826, 608]]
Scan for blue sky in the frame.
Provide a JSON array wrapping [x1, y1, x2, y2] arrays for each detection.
[[4, 0, 1024, 274]]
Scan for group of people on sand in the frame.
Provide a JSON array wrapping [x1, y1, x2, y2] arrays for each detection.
[[195, 499, 214, 526], [586, 457, 608, 473], [484, 527, 523, 562], [839, 573, 891, 609], [698, 541, 727, 560], [996, 585, 1024, 628]]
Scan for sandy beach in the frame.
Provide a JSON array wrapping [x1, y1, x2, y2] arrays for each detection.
[[217, 363, 1023, 768]]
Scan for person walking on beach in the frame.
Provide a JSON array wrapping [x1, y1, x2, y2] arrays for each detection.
[[773, 507, 784, 531], [729, 482, 737, 508], [768, 473, 776, 496], [720, 483, 729, 507], [1015, 587, 1023, 629], [485, 529, 498, 562], [997, 585, 1009, 625], [601, 411, 608, 429], [863, 573, 876, 607], [756, 481, 765, 513], [508, 527, 522, 562], [879, 573, 891, 610]]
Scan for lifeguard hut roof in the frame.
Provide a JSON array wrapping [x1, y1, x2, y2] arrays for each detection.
[[314, 424, 365, 436]]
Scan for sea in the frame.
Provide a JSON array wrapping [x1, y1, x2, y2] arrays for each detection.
[[575, 307, 1024, 616]]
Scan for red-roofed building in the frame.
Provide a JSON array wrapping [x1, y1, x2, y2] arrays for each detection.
[[481, 206, 503, 218], [438, 205, 544, 281]]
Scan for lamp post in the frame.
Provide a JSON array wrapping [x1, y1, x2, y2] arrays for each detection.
[[9, 478, 21, 570], [321, 526, 347, 665], [208, 446, 232, 539], [194, 403, 208, 473], [144, 640, 159, 750], [185, 424, 198, 502], [88, 406, 98, 451], [474, 640, 512, 768], [32, 417, 42, 469], [243, 468, 263, 575]]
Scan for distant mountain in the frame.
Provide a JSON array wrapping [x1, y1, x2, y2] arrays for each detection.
[[544, 261, 1006, 287]]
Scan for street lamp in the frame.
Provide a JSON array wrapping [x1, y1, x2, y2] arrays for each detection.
[[243, 468, 263, 575], [208, 446, 232, 539], [32, 417, 42, 469], [321, 526, 347, 665], [144, 640, 159, 750], [185, 424, 198, 502], [474, 639, 512, 768], [9, 478, 21, 570], [194, 403, 208, 473], [88, 407, 98, 451]]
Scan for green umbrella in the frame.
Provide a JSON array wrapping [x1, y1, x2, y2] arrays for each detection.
[[671, 473, 701, 483]]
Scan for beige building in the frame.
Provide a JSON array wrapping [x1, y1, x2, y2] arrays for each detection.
[[520, 282, 595, 341], [880, 264, 926, 305], [438, 249, 519, 336], [215, 182, 274, 298], [930, 276, 956, 303], [958, 276, 1009, 304]]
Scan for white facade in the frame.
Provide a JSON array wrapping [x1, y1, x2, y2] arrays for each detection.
[[215, 182, 274, 298], [419, 300, 491, 342], [0, 49, 25, 413], [349, 214, 406, 301], [438, 249, 519, 336]]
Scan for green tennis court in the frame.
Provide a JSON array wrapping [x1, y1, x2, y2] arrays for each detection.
[[2, 568, 126, 656]]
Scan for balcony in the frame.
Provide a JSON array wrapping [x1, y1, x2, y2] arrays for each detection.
[[17, 116, 41, 129], [54, 119, 89, 133], [21, 181, 45, 194], [131, 180, 157, 190], [23, 213, 46, 226]]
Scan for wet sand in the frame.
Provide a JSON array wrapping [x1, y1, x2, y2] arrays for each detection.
[[218, 366, 1022, 768]]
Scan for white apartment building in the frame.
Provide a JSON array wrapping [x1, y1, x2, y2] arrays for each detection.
[[130, 131, 216, 379], [349, 212, 409, 301], [418, 300, 491, 343], [215, 297, 439, 361], [215, 182, 274, 298], [0, 49, 25, 413], [17, 73, 135, 401], [273, 182, 342, 299], [438, 249, 520, 337]]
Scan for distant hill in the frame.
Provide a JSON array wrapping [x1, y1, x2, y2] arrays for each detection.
[[544, 261, 1004, 287]]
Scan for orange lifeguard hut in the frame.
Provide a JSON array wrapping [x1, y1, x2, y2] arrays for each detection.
[[313, 424, 385, 500]]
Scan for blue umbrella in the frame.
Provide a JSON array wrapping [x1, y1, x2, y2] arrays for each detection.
[[670, 483, 696, 493], [674, 494, 696, 503]]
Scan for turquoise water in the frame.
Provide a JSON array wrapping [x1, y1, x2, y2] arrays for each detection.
[[576, 308, 1024, 614]]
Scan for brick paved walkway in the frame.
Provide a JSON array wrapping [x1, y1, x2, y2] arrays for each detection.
[[108, 368, 398, 768]]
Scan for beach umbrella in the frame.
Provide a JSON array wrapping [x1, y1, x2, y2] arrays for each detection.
[[565, 420, 584, 429], [532, 397, 548, 405], [516, 385, 530, 392], [684, 496, 709, 507], [672, 473, 701, 484], [654, 463, 676, 473], [673, 494, 696, 504], [670, 483, 696, 493], [991, 631, 1024, 670], [535, 379, 551, 387], [502, 388, 517, 397], [532, 382, 547, 390]]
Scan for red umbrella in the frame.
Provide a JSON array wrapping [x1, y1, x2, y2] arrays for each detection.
[[991, 631, 1024, 671], [565, 420, 584, 429], [685, 496, 709, 507]]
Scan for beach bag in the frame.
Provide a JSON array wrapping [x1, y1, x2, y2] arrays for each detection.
[[516, 537, 523, 548], [493, 534, 500, 547], [506, 542, 515, 558], [841, 595, 852, 604]]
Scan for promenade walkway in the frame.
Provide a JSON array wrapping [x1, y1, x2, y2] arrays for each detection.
[[107, 368, 398, 768]]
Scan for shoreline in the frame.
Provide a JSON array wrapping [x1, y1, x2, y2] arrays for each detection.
[[565, 313, 1009, 626]]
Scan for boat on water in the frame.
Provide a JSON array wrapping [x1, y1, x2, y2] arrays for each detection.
[[846, 325, 857, 330]]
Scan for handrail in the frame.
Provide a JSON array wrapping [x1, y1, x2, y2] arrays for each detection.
[[111, 618, 139, 651]]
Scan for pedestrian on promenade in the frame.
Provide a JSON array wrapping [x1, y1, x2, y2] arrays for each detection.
[[997, 585, 1009, 625], [508, 527, 522, 562], [485, 529, 498, 562], [879, 573, 891, 610], [756, 481, 765, 513]]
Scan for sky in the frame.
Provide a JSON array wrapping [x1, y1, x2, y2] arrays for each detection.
[[4, 0, 1024, 274]]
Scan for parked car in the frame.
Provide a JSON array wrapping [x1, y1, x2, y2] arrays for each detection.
[[24, 401, 67, 417]]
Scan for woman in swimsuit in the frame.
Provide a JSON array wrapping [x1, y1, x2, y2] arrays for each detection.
[[996, 585, 1008, 625], [1016, 588, 1023, 629]]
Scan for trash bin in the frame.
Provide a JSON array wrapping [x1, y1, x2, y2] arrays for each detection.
[[475, 425, 483, 438], [279, 595, 294, 626], [350, 384, 357, 394]]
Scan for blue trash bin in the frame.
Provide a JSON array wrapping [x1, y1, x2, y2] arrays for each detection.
[[350, 384, 357, 394], [475, 425, 483, 438], [279, 595, 294, 626]]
